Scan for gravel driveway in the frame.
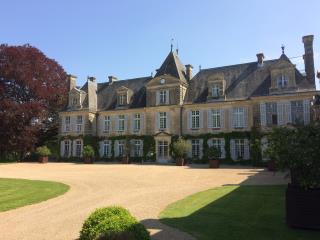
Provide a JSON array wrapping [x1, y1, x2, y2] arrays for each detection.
[[0, 163, 287, 240]]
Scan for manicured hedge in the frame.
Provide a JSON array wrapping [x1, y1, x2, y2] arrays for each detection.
[[80, 206, 150, 240]]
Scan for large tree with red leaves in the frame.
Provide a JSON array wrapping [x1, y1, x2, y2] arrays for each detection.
[[0, 44, 68, 160]]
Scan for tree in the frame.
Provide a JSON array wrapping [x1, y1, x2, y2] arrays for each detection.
[[0, 44, 68, 160]]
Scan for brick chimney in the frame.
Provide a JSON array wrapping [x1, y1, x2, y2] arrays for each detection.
[[108, 76, 118, 84], [302, 35, 315, 83], [256, 53, 264, 67], [185, 64, 193, 81], [68, 74, 77, 91]]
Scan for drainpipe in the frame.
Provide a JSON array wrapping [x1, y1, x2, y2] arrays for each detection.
[[180, 106, 184, 137]]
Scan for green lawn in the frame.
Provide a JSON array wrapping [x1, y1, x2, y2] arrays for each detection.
[[160, 185, 320, 240], [0, 178, 69, 212]]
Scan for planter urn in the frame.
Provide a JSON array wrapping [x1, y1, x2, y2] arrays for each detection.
[[209, 159, 220, 168], [84, 157, 93, 164], [38, 156, 48, 163], [122, 156, 130, 164], [176, 158, 184, 166]]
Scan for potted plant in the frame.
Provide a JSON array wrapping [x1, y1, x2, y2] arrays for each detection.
[[172, 138, 191, 166], [267, 125, 320, 229], [207, 146, 221, 168], [83, 145, 95, 164], [36, 146, 51, 163], [122, 138, 131, 164]]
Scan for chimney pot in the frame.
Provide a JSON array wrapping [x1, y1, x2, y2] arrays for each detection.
[[108, 75, 118, 84], [87, 76, 96, 82], [68, 74, 77, 91], [185, 64, 193, 81], [302, 35, 315, 83], [256, 53, 265, 66]]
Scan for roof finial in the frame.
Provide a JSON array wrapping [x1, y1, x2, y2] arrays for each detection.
[[199, 65, 202, 71], [170, 38, 174, 52], [281, 44, 285, 54], [176, 41, 179, 55]]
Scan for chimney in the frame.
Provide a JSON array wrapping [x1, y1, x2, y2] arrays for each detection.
[[256, 53, 264, 67], [108, 75, 117, 84], [185, 64, 193, 80], [68, 74, 77, 91], [87, 76, 96, 82], [303, 35, 315, 83]]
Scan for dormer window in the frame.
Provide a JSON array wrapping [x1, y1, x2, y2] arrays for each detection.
[[277, 74, 288, 88], [118, 93, 127, 106], [212, 83, 223, 98], [159, 90, 167, 104], [72, 98, 78, 106]]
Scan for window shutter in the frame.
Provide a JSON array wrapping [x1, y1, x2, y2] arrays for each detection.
[[229, 109, 234, 129], [99, 141, 103, 157], [207, 110, 213, 129], [244, 139, 250, 160], [155, 113, 160, 131], [220, 109, 225, 129], [199, 110, 203, 129], [166, 90, 170, 104], [284, 101, 292, 124], [199, 139, 204, 159], [140, 113, 144, 133], [156, 91, 160, 105], [303, 99, 310, 125], [277, 102, 284, 126], [130, 140, 134, 157], [114, 141, 119, 157], [221, 138, 226, 158], [60, 141, 64, 157], [187, 140, 192, 158], [243, 107, 248, 128], [131, 114, 135, 133], [124, 115, 128, 132], [207, 138, 212, 147], [230, 139, 236, 160], [260, 103, 267, 126], [115, 116, 119, 131], [72, 140, 76, 157], [140, 140, 144, 157], [166, 112, 170, 130], [188, 111, 193, 129]]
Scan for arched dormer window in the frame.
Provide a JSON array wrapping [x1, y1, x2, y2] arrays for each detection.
[[277, 74, 288, 88]]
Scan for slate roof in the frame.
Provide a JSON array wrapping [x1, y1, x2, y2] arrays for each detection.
[[184, 54, 315, 103], [97, 76, 152, 110]]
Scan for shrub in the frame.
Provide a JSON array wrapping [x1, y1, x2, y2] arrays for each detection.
[[35, 146, 51, 156], [266, 124, 320, 189], [207, 146, 220, 159], [172, 138, 191, 158], [79, 206, 150, 240], [83, 145, 95, 158]]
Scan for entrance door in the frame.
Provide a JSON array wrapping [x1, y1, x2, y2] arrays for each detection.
[[157, 140, 169, 163]]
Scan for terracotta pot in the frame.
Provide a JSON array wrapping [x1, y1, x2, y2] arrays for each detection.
[[176, 158, 184, 166], [286, 184, 320, 230], [122, 156, 130, 164], [84, 157, 93, 164], [38, 156, 48, 163], [209, 159, 219, 168]]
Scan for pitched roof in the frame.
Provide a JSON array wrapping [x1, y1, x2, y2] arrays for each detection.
[[155, 51, 187, 82]]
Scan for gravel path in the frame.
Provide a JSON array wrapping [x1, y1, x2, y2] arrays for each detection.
[[0, 163, 287, 240]]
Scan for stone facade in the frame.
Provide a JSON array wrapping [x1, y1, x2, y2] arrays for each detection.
[[59, 35, 318, 163]]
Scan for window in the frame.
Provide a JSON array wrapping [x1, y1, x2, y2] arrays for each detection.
[[211, 139, 222, 158], [76, 115, 83, 132], [133, 114, 141, 131], [118, 115, 125, 132], [266, 103, 277, 126], [191, 110, 200, 129], [75, 140, 82, 157], [291, 101, 304, 124], [118, 140, 125, 156], [191, 139, 200, 158], [211, 109, 221, 128], [159, 90, 167, 104], [118, 94, 127, 106], [64, 140, 70, 157], [233, 107, 244, 128], [212, 83, 223, 98], [134, 140, 142, 157], [277, 74, 288, 88], [159, 112, 167, 130], [158, 141, 169, 158], [104, 116, 111, 132], [72, 98, 78, 106], [235, 139, 245, 159], [65, 116, 71, 132], [103, 140, 110, 157]]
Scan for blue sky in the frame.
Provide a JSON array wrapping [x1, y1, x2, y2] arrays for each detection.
[[2, 0, 320, 87]]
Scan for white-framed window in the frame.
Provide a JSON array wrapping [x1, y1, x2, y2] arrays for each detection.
[[191, 110, 200, 129], [118, 140, 125, 157], [235, 139, 245, 159], [211, 139, 222, 158], [134, 140, 142, 157], [75, 140, 82, 157], [104, 116, 111, 132], [64, 140, 70, 157], [158, 141, 169, 158], [191, 139, 200, 158], [277, 74, 288, 88], [211, 109, 221, 128], [103, 140, 111, 157], [65, 116, 71, 132], [133, 114, 141, 132], [118, 94, 127, 105], [159, 112, 167, 130], [118, 115, 125, 132], [159, 90, 167, 104], [72, 98, 78, 106], [233, 107, 245, 128], [76, 115, 83, 132], [212, 83, 223, 98]]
